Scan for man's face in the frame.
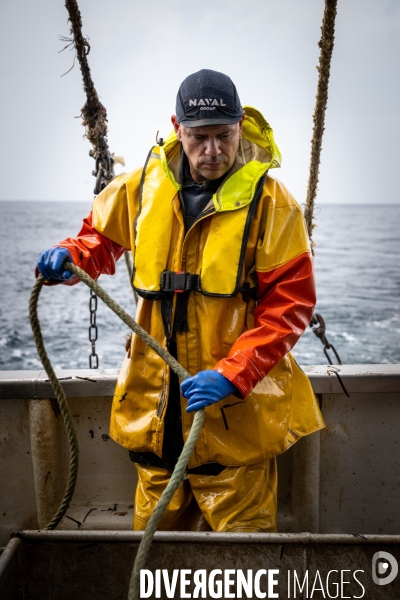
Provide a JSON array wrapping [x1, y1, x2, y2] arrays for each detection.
[[171, 116, 244, 183]]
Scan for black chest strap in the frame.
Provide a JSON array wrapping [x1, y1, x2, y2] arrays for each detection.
[[159, 270, 257, 341], [161, 271, 200, 293], [160, 271, 200, 340]]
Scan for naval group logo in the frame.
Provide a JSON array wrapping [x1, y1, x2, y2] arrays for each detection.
[[188, 98, 228, 111], [188, 99, 227, 107]]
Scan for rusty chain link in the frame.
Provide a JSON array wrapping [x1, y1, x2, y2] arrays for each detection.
[[309, 313, 350, 397], [309, 312, 341, 365], [90, 136, 114, 195]]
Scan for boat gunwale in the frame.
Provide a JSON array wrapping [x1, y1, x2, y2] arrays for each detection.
[[9, 530, 400, 545], [1, 364, 400, 399]]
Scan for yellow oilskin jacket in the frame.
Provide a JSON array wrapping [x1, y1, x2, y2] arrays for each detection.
[[87, 106, 325, 468]]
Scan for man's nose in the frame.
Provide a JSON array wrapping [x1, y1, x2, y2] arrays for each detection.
[[204, 137, 221, 156]]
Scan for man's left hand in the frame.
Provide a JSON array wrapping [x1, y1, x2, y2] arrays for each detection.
[[181, 370, 238, 413]]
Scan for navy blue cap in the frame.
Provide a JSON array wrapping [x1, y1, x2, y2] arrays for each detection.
[[176, 69, 243, 128]]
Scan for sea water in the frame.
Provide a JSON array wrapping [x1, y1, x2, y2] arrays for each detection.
[[0, 201, 399, 371]]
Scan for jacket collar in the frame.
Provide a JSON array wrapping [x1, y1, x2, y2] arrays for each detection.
[[160, 106, 282, 213]]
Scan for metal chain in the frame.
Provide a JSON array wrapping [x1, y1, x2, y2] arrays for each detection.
[[309, 312, 341, 365], [309, 313, 350, 397], [87, 136, 111, 368], [88, 135, 118, 368], [90, 136, 114, 196], [89, 288, 99, 369]]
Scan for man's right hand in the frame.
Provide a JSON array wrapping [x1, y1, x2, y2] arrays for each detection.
[[36, 247, 74, 282]]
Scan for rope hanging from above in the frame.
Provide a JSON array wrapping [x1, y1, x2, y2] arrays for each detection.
[[62, 0, 125, 195], [63, 0, 108, 156], [304, 0, 338, 251], [61, 0, 133, 372], [304, 0, 343, 367]]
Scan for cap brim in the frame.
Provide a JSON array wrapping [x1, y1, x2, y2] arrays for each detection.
[[179, 117, 242, 128]]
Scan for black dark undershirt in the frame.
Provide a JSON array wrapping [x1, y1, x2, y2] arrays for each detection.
[[180, 152, 225, 232]]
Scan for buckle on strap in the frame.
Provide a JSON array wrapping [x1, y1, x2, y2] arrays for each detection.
[[161, 271, 200, 294]]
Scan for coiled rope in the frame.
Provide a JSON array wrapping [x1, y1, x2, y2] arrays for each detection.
[[29, 261, 204, 599]]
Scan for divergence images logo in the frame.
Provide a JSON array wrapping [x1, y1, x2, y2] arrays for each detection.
[[372, 551, 398, 586]]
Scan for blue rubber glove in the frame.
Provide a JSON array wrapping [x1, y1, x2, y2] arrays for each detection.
[[181, 370, 238, 413], [36, 247, 73, 282]]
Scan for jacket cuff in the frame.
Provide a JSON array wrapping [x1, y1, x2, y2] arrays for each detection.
[[213, 356, 263, 399]]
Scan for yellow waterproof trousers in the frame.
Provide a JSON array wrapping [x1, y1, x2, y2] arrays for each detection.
[[134, 459, 277, 533]]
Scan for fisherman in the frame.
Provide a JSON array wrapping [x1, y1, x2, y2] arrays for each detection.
[[36, 69, 325, 532]]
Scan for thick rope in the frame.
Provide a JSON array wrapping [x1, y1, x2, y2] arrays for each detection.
[[63, 0, 108, 155], [304, 0, 338, 248], [128, 409, 204, 600], [30, 262, 204, 598], [29, 276, 79, 530]]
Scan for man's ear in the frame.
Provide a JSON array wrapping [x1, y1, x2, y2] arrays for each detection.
[[238, 111, 245, 136], [171, 115, 182, 141]]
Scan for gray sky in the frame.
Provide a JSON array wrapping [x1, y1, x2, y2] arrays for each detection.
[[1, 0, 399, 204]]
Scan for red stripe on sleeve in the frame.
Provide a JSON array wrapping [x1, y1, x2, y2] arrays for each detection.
[[214, 252, 316, 397], [41, 211, 127, 285]]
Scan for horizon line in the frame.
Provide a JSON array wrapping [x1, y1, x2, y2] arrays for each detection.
[[1, 199, 400, 206]]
